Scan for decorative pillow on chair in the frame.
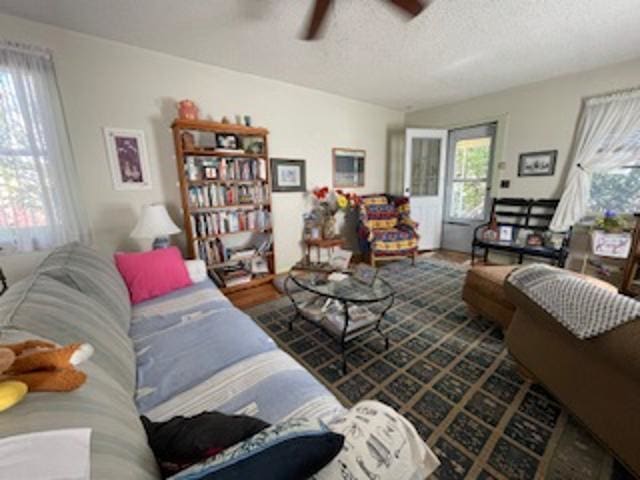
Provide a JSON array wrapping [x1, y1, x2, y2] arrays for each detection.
[[114, 247, 192, 304], [169, 418, 344, 480]]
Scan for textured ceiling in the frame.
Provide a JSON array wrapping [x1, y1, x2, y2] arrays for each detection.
[[1, 0, 639, 110]]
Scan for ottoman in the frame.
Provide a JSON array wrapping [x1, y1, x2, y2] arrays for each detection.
[[462, 265, 516, 330], [462, 264, 618, 330]]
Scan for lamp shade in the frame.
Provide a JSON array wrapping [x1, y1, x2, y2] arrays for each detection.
[[131, 204, 181, 239]]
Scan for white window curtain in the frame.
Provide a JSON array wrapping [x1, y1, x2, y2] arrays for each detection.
[[0, 41, 89, 252], [550, 87, 640, 232]]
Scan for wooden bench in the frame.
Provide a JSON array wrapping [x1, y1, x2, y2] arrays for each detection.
[[471, 198, 571, 267]]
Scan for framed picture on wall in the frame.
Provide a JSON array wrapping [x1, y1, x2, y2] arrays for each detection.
[[518, 150, 557, 177], [103, 127, 152, 190], [333, 148, 365, 187], [271, 158, 306, 192]]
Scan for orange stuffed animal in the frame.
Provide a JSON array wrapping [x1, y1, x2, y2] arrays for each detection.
[[0, 340, 93, 393]]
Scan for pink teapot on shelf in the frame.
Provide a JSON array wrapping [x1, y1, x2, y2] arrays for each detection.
[[177, 99, 199, 120]]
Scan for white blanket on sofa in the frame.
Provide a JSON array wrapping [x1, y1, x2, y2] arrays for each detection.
[[507, 264, 640, 339]]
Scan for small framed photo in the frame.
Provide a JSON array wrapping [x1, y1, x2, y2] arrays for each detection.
[[103, 128, 151, 191], [271, 158, 306, 192], [518, 150, 557, 177], [499, 226, 514, 242], [216, 134, 239, 150], [526, 232, 545, 247], [333, 148, 365, 187], [353, 263, 378, 286]]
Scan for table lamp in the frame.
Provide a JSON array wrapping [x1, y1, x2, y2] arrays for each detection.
[[131, 204, 181, 249]]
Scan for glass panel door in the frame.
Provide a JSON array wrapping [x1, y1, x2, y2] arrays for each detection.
[[448, 137, 492, 220], [404, 128, 448, 250], [410, 137, 442, 196], [442, 123, 497, 253]]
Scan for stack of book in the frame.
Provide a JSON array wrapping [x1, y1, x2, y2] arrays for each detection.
[[209, 262, 253, 288]]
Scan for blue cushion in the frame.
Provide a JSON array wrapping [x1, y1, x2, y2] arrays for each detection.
[[169, 418, 344, 480]]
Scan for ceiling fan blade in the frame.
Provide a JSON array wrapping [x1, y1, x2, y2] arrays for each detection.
[[388, 0, 426, 17], [303, 0, 333, 40]]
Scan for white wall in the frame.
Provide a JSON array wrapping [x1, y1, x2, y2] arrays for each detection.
[[0, 14, 403, 281], [406, 58, 640, 200]]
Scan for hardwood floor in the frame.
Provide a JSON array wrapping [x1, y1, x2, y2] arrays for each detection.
[[229, 249, 473, 311], [226, 282, 281, 310], [420, 249, 471, 264]]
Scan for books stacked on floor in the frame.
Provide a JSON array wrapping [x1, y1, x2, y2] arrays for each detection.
[[190, 209, 271, 238]]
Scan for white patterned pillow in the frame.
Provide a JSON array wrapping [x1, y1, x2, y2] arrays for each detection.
[[314, 400, 440, 480]]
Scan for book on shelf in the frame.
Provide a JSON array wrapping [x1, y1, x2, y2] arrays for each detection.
[[222, 269, 253, 287], [188, 184, 269, 209], [209, 261, 254, 288], [189, 209, 271, 238], [193, 233, 273, 267], [185, 157, 267, 183]]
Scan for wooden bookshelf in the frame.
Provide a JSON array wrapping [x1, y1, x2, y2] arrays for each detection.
[[171, 118, 275, 293]]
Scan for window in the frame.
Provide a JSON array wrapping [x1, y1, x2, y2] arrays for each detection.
[[589, 164, 640, 214], [0, 42, 88, 252], [448, 136, 492, 220], [589, 129, 640, 215]]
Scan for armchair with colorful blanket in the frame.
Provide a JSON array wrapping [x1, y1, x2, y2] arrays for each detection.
[[357, 194, 419, 266]]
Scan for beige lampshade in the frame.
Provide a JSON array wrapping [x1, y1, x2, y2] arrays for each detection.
[[131, 204, 180, 239]]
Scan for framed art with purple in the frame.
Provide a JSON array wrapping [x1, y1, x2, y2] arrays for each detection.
[[103, 127, 152, 190]]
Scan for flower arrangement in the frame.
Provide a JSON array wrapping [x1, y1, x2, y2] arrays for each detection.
[[594, 210, 630, 233], [309, 187, 360, 238]]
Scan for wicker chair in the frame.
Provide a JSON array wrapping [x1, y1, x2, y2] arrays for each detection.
[[357, 194, 419, 266]]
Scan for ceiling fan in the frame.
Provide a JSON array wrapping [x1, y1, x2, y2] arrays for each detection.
[[303, 0, 427, 40]]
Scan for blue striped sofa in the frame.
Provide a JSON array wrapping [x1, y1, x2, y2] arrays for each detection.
[[0, 243, 434, 479], [0, 243, 346, 479]]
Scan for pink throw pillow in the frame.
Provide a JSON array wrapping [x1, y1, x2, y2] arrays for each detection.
[[114, 247, 193, 305]]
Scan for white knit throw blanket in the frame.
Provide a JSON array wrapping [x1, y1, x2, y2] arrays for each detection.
[[506, 264, 640, 339]]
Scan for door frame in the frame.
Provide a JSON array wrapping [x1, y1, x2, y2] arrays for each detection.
[[442, 122, 497, 252], [444, 122, 497, 224], [403, 128, 448, 250]]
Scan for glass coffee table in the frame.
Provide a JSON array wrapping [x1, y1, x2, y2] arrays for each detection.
[[284, 272, 395, 374]]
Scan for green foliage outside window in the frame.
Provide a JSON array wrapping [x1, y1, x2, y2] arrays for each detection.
[[589, 167, 640, 215]]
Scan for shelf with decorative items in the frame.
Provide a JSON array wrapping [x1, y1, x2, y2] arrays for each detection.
[[171, 103, 274, 294]]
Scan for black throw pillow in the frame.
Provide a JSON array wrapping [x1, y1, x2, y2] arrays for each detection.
[[141, 411, 270, 477]]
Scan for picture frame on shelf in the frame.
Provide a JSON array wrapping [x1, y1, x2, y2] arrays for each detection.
[[103, 127, 152, 191], [499, 226, 514, 242], [333, 148, 365, 187], [242, 136, 265, 154], [518, 150, 557, 177], [591, 230, 632, 258], [271, 158, 306, 192], [215, 134, 239, 150]]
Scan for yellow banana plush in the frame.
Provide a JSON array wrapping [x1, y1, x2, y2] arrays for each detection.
[[0, 381, 28, 412]]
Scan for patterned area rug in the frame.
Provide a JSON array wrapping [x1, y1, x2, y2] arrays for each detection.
[[247, 259, 631, 480]]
